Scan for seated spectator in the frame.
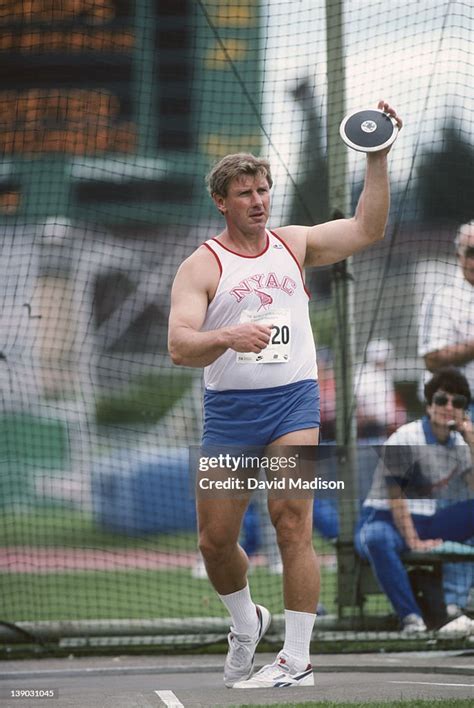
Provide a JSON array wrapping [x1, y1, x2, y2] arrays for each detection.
[[354, 367, 474, 634]]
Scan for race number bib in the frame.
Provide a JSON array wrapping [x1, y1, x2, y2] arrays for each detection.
[[236, 308, 291, 364]]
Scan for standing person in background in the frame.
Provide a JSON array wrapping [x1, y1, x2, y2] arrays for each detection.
[[419, 220, 474, 420], [168, 101, 402, 689], [355, 338, 400, 439]]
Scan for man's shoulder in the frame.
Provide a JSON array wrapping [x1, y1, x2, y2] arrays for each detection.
[[268, 226, 307, 266], [181, 241, 220, 266], [174, 243, 221, 288]]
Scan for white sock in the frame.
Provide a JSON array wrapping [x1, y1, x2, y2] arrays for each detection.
[[218, 584, 259, 636], [282, 609, 316, 668]]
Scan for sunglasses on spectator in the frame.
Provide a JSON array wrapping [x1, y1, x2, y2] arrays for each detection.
[[460, 246, 474, 258], [432, 392, 468, 409]]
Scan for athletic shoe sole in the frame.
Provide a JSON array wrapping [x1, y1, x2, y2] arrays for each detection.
[[233, 665, 314, 688], [224, 604, 272, 688]]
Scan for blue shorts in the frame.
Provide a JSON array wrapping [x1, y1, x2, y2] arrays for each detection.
[[202, 379, 320, 446]]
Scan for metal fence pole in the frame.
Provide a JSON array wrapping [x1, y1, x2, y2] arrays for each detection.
[[325, 0, 359, 617]]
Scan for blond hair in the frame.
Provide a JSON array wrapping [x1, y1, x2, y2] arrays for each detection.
[[205, 153, 273, 197]]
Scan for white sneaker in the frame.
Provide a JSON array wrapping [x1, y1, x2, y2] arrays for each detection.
[[233, 651, 314, 689], [401, 613, 427, 634], [438, 614, 474, 637], [446, 603, 463, 619], [224, 605, 271, 688]]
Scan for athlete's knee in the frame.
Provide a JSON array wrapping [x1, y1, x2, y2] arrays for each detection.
[[272, 505, 312, 549], [198, 530, 238, 563]]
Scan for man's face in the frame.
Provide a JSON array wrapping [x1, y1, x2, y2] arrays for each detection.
[[458, 229, 474, 286], [213, 174, 271, 236]]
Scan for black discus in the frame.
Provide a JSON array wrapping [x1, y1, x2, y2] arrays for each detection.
[[339, 108, 399, 152]]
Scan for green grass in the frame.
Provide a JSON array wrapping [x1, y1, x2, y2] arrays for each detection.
[[2, 569, 226, 620], [0, 502, 338, 554], [232, 702, 474, 708], [0, 507, 197, 551], [0, 507, 343, 555], [1, 566, 341, 621], [1, 508, 392, 621]]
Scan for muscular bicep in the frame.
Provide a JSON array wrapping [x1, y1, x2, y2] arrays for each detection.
[[168, 260, 209, 336], [304, 218, 371, 267], [273, 221, 372, 268]]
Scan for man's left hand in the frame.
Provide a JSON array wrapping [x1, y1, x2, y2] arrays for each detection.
[[378, 99, 403, 130], [370, 100, 403, 157]]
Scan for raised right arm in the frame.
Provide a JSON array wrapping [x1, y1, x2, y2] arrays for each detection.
[[168, 248, 272, 368]]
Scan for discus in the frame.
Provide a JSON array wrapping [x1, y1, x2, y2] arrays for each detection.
[[339, 108, 399, 152]]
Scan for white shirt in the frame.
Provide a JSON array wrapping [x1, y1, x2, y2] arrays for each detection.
[[418, 271, 474, 392], [363, 418, 470, 516], [202, 230, 317, 391], [355, 362, 397, 428]]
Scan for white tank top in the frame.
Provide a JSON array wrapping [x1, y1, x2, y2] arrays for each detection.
[[202, 229, 318, 391]]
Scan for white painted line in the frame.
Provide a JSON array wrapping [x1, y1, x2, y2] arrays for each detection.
[[155, 690, 185, 707], [390, 680, 474, 688]]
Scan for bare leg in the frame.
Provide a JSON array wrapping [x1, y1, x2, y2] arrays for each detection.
[[197, 495, 251, 594], [267, 427, 320, 611], [268, 496, 320, 611]]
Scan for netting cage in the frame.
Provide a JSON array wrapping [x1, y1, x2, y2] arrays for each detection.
[[0, 0, 473, 654]]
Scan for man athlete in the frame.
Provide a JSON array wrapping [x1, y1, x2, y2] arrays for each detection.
[[168, 100, 403, 689]]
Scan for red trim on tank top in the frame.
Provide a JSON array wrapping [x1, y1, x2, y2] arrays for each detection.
[[211, 232, 269, 258], [202, 242, 223, 276], [270, 231, 311, 299]]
